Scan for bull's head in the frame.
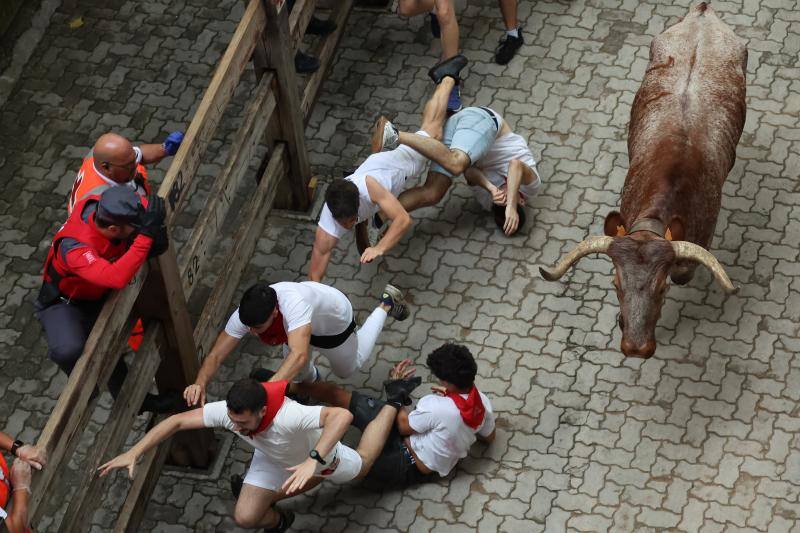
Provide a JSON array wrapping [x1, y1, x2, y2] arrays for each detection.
[[539, 212, 738, 358]]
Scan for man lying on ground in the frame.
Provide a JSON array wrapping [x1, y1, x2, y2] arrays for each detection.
[[373, 88, 542, 236], [308, 56, 469, 282], [183, 281, 410, 406], [99, 373, 422, 532]]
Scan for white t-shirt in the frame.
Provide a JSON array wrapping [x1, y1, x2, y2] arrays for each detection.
[[225, 281, 353, 338], [471, 132, 541, 210], [408, 391, 495, 477], [203, 398, 347, 475]]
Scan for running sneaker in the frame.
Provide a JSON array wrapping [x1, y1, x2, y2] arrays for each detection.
[[264, 508, 295, 533], [447, 84, 463, 114], [371, 116, 399, 153], [381, 284, 410, 321], [495, 30, 524, 65], [430, 12, 441, 38], [384, 376, 423, 406]]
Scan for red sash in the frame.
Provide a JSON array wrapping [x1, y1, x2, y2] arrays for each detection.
[[446, 386, 486, 430], [0, 453, 9, 510], [247, 380, 289, 436], [256, 308, 288, 346]]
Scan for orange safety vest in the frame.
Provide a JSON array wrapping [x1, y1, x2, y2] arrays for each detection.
[[67, 153, 150, 215]]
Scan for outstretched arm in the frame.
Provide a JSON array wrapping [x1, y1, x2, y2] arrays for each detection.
[[184, 331, 241, 406], [309, 227, 339, 282], [97, 409, 205, 478], [360, 176, 412, 264]]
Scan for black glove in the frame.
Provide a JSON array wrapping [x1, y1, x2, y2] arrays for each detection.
[[147, 225, 170, 258], [138, 194, 166, 238]]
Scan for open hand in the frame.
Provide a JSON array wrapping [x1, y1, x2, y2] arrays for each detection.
[[183, 383, 206, 407], [97, 451, 138, 479], [360, 247, 383, 264], [431, 385, 448, 397], [389, 359, 416, 380], [503, 205, 520, 236], [282, 458, 317, 495]]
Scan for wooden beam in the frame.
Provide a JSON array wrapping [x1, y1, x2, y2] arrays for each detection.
[[59, 326, 163, 533], [301, 0, 353, 123], [159, 0, 267, 222], [193, 144, 286, 359], [288, 0, 316, 52], [179, 73, 277, 298], [29, 266, 149, 521], [264, 1, 312, 210]]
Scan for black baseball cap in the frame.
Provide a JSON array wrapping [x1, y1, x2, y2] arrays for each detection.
[[96, 186, 143, 225]]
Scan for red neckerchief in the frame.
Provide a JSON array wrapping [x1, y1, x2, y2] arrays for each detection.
[[446, 386, 485, 430], [247, 380, 289, 437], [257, 306, 288, 346]]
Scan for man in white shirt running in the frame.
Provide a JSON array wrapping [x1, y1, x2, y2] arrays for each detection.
[[99, 375, 422, 532], [308, 56, 469, 282], [373, 97, 542, 236], [283, 342, 496, 486], [183, 281, 410, 407]]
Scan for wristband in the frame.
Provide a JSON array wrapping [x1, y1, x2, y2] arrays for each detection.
[[10, 440, 23, 457], [12, 486, 31, 493], [309, 449, 326, 465]]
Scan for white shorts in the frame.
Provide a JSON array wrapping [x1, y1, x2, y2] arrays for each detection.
[[244, 444, 363, 492], [472, 132, 542, 210]]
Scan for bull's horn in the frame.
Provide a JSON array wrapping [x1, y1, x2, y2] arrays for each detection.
[[671, 241, 739, 294], [539, 236, 614, 281]]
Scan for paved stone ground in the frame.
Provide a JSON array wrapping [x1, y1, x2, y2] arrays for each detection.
[[0, 0, 799, 531]]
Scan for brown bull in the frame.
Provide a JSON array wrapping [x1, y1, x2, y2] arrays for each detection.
[[540, 3, 747, 358]]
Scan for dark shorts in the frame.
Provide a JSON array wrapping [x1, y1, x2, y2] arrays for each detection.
[[348, 391, 433, 487]]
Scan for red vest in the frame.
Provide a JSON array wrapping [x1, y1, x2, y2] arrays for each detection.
[[67, 154, 149, 215], [43, 199, 130, 301], [0, 453, 9, 511]]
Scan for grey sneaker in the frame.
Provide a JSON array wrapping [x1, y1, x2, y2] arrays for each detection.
[[371, 116, 399, 153], [380, 284, 410, 321]]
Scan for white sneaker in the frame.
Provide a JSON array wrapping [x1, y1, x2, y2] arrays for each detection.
[[371, 116, 399, 153]]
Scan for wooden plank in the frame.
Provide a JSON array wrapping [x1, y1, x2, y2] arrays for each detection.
[[159, 0, 267, 222], [111, 427, 173, 533], [264, 1, 312, 210], [288, 0, 316, 52], [301, 0, 353, 123], [29, 266, 149, 521], [59, 326, 163, 533], [179, 73, 277, 298], [194, 144, 286, 359]]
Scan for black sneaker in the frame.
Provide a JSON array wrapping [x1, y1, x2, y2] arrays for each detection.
[[384, 377, 422, 406], [264, 508, 295, 533], [429, 12, 441, 38], [428, 54, 468, 85], [230, 473, 243, 498], [295, 50, 320, 74], [495, 30, 524, 65], [306, 16, 337, 36]]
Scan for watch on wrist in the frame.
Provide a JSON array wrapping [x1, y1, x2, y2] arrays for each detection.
[[10, 440, 23, 456], [309, 449, 326, 465]]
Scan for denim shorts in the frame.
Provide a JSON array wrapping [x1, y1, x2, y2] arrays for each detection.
[[430, 107, 498, 178]]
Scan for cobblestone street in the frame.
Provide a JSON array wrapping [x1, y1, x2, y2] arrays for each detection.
[[1, 0, 799, 531]]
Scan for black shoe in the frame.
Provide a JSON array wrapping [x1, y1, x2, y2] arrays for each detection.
[[373, 212, 384, 229], [230, 473, 243, 498], [495, 30, 524, 65], [428, 54, 468, 85], [250, 367, 276, 382], [295, 51, 320, 74], [264, 508, 295, 533], [306, 15, 337, 36], [492, 204, 526, 235], [139, 391, 182, 415], [429, 12, 440, 38], [384, 377, 422, 406]]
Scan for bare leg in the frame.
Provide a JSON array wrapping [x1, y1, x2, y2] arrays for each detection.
[[435, 0, 459, 60], [355, 405, 398, 477], [498, 0, 518, 30], [397, 0, 435, 16], [419, 76, 455, 139], [233, 480, 320, 529], [397, 129, 470, 177], [398, 170, 453, 213]]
